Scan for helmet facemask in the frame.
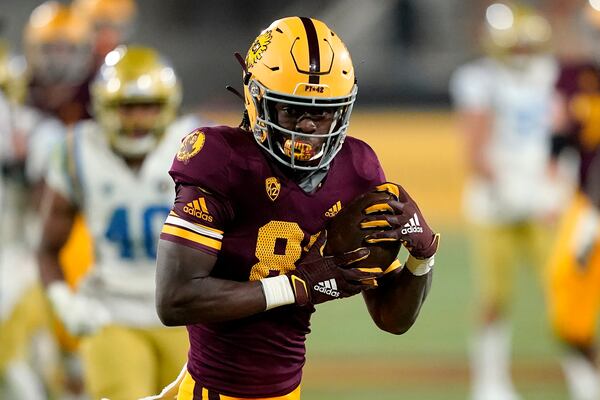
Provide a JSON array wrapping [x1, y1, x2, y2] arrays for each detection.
[[24, 1, 93, 85], [104, 100, 168, 158], [30, 40, 92, 85], [248, 78, 357, 171]]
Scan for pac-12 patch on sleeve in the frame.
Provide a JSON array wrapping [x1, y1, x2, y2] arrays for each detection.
[[176, 130, 205, 162]]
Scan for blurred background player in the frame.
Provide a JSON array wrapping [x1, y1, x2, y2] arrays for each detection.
[[0, 3, 97, 398], [545, 1, 600, 399], [72, 0, 138, 69], [24, 1, 94, 191], [0, 35, 60, 400], [24, 1, 94, 128], [449, 2, 563, 399], [37, 45, 194, 400]]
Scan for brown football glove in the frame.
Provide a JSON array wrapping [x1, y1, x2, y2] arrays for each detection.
[[286, 231, 382, 306], [360, 183, 439, 259]]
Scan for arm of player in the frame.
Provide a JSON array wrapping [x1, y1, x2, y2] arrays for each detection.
[[156, 232, 379, 326], [37, 188, 77, 286], [37, 188, 112, 336], [362, 265, 432, 335], [360, 263, 434, 337], [155, 239, 268, 326], [449, 65, 494, 181], [456, 109, 495, 181], [360, 183, 439, 334]]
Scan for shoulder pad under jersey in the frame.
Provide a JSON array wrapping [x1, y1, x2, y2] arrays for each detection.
[[342, 136, 386, 185], [169, 125, 244, 198]]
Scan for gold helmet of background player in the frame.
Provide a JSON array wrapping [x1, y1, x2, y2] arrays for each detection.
[[243, 16, 357, 171], [0, 39, 27, 104], [24, 1, 93, 84], [482, 2, 552, 62], [72, 0, 137, 60], [91, 45, 181, 157]]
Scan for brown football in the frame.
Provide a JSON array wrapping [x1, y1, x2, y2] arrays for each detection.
[[324, 190, 401, 269]]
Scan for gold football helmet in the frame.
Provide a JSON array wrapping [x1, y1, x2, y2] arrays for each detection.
[[24, 1, 93, 84], [482, 2, 551, 62], [243, 17, 357, 171], [72, 0, 136, 26], [91, 45, 181, 157], [72, 0, 137, 60]]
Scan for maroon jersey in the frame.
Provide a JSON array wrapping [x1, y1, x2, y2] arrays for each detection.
[[556, 62, 600, 191], [160, 126, 385, 397]]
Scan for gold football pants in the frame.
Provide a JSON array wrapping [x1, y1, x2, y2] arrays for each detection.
[[80, 324, 188, 400], [0, 284, 50, 372], [176, 369, 302, 400], [469, 219, 550, 312]]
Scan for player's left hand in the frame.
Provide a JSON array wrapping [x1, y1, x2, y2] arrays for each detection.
[[360, 183, 439, 259], [48, 281, 112, 336]]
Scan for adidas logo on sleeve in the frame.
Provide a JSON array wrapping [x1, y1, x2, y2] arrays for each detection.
[[324, 201, 342, 217], [183, 196, 214, 222], [313, 279, 340, 297], [401, 213, 423, 234]]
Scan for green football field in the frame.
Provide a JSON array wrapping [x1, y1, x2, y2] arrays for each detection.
[[300, 228, 569, 400]]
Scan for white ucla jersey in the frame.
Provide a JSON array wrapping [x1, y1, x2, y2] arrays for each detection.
[[450, 55, 559, 223], [46, 114, 200, 326]]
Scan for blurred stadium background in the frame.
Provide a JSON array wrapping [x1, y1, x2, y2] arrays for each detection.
[[0, 0, 586, 399]]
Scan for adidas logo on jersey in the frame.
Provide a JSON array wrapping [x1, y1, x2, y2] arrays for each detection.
[[325, 201, 342, 217], [314, 279, 340, 297], [401, 213, 423, 234], [183, 197, 213, 222]]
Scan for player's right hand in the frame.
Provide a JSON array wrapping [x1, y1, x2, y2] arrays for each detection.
[[286, 231, 382, 306], [48, 281, 112, 336]]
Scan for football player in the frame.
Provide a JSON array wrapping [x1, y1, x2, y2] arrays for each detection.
[[37, 45, 194, 400], [24, 1, 94, 126], [148, 17, 439, 400], [0, 4, 97, 398], [545, 2, 600, 399], [0, 39, 58, 400], [449, 3, 562, 400]]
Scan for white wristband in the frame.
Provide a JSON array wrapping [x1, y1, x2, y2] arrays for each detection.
[[405, 254, 435, 276], [260, 275, 296, 310]]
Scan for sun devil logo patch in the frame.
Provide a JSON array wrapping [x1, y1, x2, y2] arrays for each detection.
[[177, 130, 205, 162], [246, 30, 272, 68], [265, 177, 281, 201]]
